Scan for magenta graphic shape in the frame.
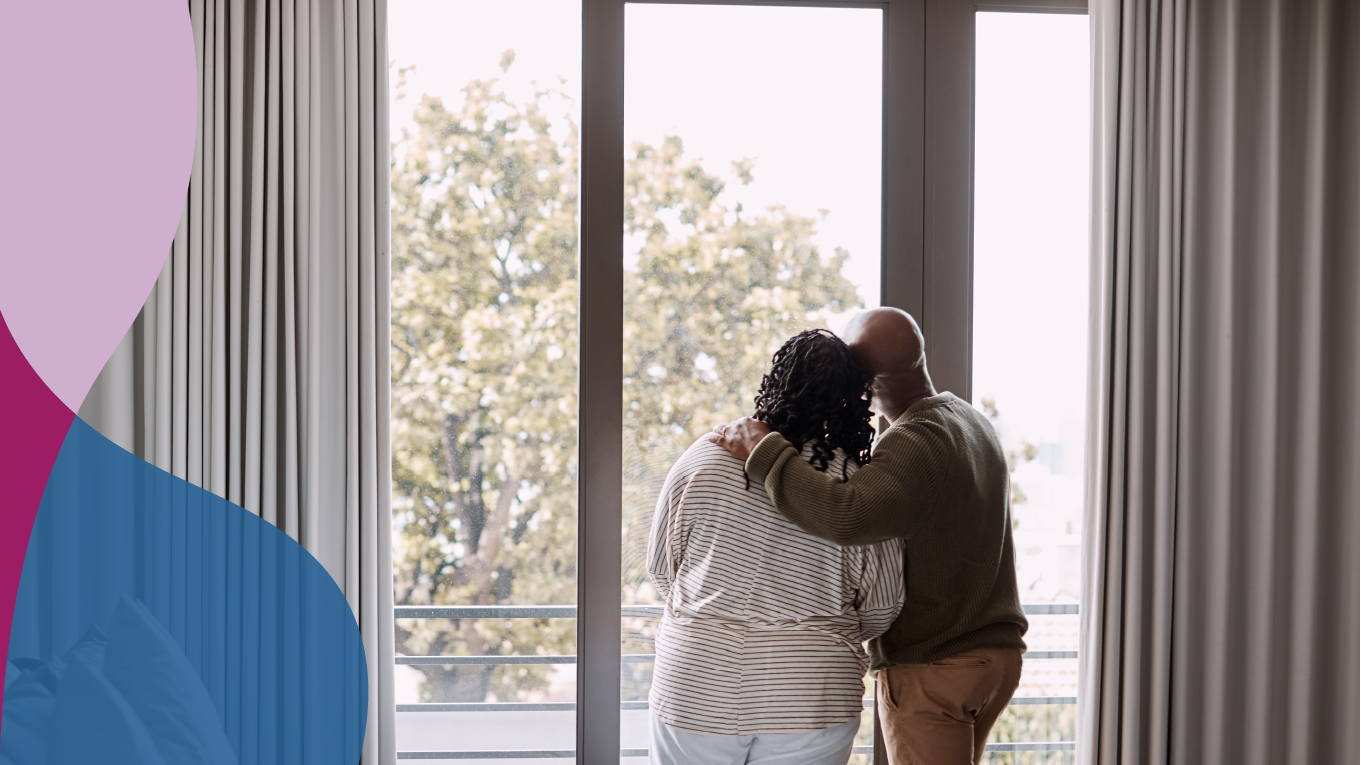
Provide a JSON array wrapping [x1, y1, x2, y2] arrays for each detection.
[[0, 0, 198, 412], [0, 311, 77, 751]]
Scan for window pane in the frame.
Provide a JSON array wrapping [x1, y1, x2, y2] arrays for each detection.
[[972, 11, 1089, 761], [389, 1, 580, 760], [622, 5, 883, 762]]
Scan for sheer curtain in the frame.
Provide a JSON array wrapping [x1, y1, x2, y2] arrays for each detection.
[[1082, 0, 1358, 763], [78, 1, 395, 762]]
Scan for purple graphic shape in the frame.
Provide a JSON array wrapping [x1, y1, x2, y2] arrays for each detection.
[[0, 311, 75, 748], [0, 0, 197, 412]]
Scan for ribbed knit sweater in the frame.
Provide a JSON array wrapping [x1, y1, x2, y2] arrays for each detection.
[[745, 392, 1028, 668]]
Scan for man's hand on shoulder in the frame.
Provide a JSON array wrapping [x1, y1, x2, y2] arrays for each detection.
[[706, 417, 773, 462]]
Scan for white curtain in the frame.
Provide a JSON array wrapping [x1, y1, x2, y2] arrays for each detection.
[[1082, 0, 1357, 763], [79, 1, 395, 762]]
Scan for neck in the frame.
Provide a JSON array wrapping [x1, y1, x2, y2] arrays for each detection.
[[881, 387, 937, 423]]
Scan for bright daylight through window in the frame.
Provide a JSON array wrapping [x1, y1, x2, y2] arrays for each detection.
[[972, 11, 1089, 761], [389, 0, 582, 758], [621, 5, 882, 761]]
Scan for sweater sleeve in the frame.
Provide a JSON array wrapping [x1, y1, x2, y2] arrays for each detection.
[[745, 422, 948, 546]]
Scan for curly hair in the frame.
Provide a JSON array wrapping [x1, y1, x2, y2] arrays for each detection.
[[752, 329, 875, 480]]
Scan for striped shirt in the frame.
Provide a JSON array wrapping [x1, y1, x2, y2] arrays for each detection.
[[646, 439, 904, 736]]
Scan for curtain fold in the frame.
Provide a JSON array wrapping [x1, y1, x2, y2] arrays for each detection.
[[78, 1, 394, 763], [1082, 0, 1358, 763]]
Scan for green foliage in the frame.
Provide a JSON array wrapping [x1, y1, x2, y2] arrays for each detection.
[[985, 704, 1077, 765], [391, 63, 862, 703], [391, 72, 580, 702], [982, 394, 1037, 522], [620, 136, 860, 602]]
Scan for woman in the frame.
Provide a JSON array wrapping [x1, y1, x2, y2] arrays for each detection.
[[646, 329, 904, 765]]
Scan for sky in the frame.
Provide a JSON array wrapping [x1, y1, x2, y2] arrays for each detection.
[[623, 3, 883, 315], [972, 11, 1091, 457], [972, 11, 1090, 606], [388, 0, 882, 318]]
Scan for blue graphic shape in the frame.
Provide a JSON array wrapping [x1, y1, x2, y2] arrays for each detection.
[[4, 417, 367, 765], [48, 656, 168, 765]]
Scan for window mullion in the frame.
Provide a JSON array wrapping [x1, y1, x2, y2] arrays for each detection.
[[579, 0, 627, 763]]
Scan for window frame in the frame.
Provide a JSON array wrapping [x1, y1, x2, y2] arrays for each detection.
[[574, 1, 1087, 762], [921, 0, 1088, 404]]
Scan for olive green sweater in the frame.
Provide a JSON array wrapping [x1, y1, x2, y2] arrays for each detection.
[[746, 392, 1027, 669]]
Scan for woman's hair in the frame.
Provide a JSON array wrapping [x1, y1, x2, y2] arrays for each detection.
[[752, 329, 875, 480]]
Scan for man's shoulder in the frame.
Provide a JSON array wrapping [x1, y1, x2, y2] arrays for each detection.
[[882, 401, 953, 448], [891, 393, 994, 439], [876, 393, 1005, 472]]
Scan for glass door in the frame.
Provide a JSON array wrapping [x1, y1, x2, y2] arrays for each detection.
[[621, 4, 884, 762], [971, 10, 1089, 761], [389, 1, 582, 761]]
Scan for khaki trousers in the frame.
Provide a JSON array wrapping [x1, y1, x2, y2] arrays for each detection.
[[876, 647, 1024, 765]]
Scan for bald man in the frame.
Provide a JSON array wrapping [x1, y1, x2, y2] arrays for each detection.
[[710, 308, 1027, 765]]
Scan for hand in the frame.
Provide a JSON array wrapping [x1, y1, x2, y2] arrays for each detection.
[[706, 417, 773, 462]]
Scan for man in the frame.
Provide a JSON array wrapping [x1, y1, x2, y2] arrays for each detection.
[[709, 307, 1027, 765]]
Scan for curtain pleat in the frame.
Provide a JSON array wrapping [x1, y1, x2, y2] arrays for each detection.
[[1082, 0, 1358, 763], [188, 0, 207, 490], [157, 243, 174, 470], [78, 1, 395, 762], [211, 0, 229, 499], [281, 0, 299, 543], [372, 0, 395, 753]]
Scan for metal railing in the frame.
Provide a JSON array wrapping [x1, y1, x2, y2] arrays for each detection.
[[396, 743, 1077, 759], [394, 603, 1080, 759], [396, 696, 1077, 713], [395, 604, 1079, 619]]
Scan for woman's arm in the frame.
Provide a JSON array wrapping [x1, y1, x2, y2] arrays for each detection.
[[645, 461, 688, 601], [852, 538, 906, 642]]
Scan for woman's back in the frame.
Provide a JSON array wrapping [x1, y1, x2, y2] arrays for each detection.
[[646, 438, 903, 736]]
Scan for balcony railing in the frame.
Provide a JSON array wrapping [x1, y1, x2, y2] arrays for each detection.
[[394, 603, 1079, 760], [395, 604, 1079, 619], [395, 743, 1078, 759]]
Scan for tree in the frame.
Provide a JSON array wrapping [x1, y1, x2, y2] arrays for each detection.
[[981, 395, 1037, 519], [391, 64, 580, 703], [619, 134, 861, 596], [391, 58, 862, 703]]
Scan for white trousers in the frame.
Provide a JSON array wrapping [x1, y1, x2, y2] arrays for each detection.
[[648, 713, 859, 765]]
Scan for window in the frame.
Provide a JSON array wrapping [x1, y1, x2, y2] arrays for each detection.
[[621, 7, 883, 759], [389, 1, 1089, 762], [388, 1, 582, 758], [971, 10, 1090, 761]]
